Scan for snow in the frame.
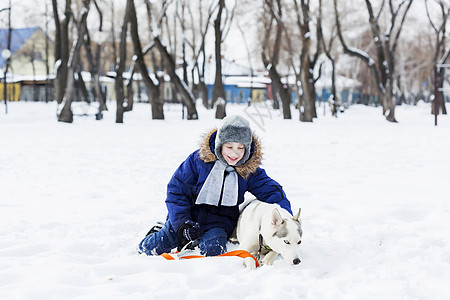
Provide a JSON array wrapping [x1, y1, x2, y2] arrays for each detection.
[[1, 101, 450, 299]]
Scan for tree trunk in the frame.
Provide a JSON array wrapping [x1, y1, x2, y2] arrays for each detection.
[[115, 73, 125, 123], [76, 70, 90, 103], [126, 69, 135, 111], [260, 0, 293, 118], [93, 1, 107, 113], [31, 59, 38, 101], [197, 40, 210, 108], [199, 80, 209, 108], [264, 60, 291, 119], [329, 58, 339, 117], [215, 99, 226, 119], [82, 1, 107, 116], [114, 0, 130, 123], [299, 67, 314, 122], [293, 0, 318, 122], [384, 83, 397, 122], [318, 0, 339, 117], [45, 1, 50, 102], [58, 69, 75, 123], [58, 6, 89, 123], [212, 0, 226, 119], [437, 67, 447, 114], [197, 1, 215, 109], [51, 0, 61, 63], [128, 0, 164, 119], [53, 0, 72, 105], [153, 37, 199, 119], [299, 46, 316, 122]]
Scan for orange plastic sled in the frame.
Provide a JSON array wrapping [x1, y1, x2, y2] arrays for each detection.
[[160, 250, 259, 268]]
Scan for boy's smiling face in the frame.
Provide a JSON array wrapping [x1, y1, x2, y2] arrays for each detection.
[[221, 142, 245, 166]]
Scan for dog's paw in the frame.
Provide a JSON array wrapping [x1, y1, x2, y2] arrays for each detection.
[[243, 256, 257, 270], [261, 257, 274, 266], [261, 251, 277, 266]]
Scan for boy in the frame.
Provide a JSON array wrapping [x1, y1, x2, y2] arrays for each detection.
[[138, 115, 292, 256]]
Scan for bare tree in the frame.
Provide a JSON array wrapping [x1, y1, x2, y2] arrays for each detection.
[[82, 0, 108, 118], [114, 0, 150, 123], [212, 0, 227, 118], [262, 0, 323, 121], [177, 0, 189, 86], [30, 44, 38, 101], [115, 0, 200, 122], [110, 0, 117, 68], [153, 36, 199, 119], [426, 0, 449, 115], [182, 0, 217, 109], [45, 0, 51, 103], [212, 0, 236, 119], [334, 0, 414, 122], [58, 1, 91, 123], [261, 0, 292, 119], [292, 0, 322, 122], [194, 1, 216, 109], [397, 36, 434, 104], [114, 0, 131, 123], [318, 0, 339, 117], [52, 0, 73, 105], [128, 0, 164, 120], [143, 0, 156, 57]]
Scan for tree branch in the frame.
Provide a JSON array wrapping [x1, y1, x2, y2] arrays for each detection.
[[391, 0, 413, 55]]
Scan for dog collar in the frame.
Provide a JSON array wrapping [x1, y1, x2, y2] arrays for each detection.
[[259, 234, 272, 251], [262, 244, 272, 251]]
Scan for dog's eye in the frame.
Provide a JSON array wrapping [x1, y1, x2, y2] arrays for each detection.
[[297, 240, 302, 245], [284, 240, 290, 245]]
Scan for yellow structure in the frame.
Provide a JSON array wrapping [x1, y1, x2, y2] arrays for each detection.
[[251, 89, 265, 103], [0, 83, 20, 101]]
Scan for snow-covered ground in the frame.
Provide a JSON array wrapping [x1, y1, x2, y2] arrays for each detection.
[[0, 101, 449, 299]]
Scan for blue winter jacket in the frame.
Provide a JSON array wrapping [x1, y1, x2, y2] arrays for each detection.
[[165, 129, 292, 237]]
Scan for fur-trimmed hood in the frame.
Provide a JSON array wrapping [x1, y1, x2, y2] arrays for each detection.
[[198, 128, 262, 179]]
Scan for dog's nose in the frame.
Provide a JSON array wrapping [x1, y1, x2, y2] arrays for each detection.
[[293, 258, 301, 265]]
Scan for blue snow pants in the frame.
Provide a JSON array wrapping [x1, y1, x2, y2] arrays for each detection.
[[138, 220, 228, 257]]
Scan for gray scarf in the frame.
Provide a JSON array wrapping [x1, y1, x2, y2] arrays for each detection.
[[195, 160, 238, 207]]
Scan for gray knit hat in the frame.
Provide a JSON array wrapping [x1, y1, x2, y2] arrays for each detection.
[[214, 115, 252, 166]]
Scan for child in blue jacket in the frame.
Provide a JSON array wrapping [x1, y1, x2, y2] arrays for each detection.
[[138, 115, 292, 256]]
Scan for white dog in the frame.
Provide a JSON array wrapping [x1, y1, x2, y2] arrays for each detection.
[[234, 199, 302, 269]]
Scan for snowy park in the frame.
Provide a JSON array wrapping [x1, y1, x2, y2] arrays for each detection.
[[0, 101, 449, 299], [1, 0, 450, 298]]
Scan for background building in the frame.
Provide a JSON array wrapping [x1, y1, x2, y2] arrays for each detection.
[[0, 27, 54, 102]]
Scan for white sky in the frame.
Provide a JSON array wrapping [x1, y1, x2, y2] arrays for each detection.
[[1, 0, 444, 69], [3, 0, 439, 29]]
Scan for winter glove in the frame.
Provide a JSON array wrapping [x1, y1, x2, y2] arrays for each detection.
[[179, 220, 204, 241], [177, 220, 204, 251]]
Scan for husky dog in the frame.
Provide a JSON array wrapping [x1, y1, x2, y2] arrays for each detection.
[[235, 200, 302, 268]]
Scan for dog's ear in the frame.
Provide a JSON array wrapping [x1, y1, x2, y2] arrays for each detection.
[[271, 208, 283, 226], [293, 208, 301, 221]]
